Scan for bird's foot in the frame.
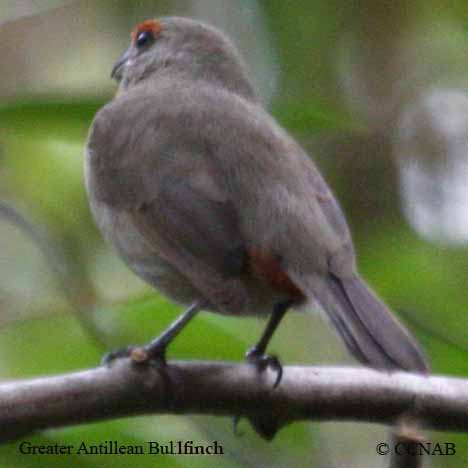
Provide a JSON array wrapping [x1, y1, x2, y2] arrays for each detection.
[[245, 346, 283, 388], [101, 343, 166, 367]]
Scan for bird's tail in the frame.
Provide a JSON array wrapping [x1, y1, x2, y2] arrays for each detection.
[[293, 273, 429, 373]]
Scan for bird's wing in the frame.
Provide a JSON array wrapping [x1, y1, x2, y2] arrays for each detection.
[[183, 88, 356, 277]]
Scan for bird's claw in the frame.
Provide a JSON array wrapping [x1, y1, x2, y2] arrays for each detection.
[[245, 347, 283, 388]]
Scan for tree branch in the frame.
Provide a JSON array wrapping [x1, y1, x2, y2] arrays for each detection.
[[0, 360, 467, 443]]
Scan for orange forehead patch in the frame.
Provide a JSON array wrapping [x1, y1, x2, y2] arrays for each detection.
[[131, 19, 162, 40]]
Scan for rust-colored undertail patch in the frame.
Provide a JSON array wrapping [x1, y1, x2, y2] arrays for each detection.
[[248, 248, 304, 300]]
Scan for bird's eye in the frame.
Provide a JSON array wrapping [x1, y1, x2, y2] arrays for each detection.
[[136, 31, 152, 48]]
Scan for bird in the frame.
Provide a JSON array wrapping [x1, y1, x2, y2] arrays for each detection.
[[84, 16, 428, 383]]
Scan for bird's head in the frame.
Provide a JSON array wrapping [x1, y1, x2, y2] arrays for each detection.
[[111, 16, 256, 100]]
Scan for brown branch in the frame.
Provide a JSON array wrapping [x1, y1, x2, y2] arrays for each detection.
[[0, 361, 467, 445]]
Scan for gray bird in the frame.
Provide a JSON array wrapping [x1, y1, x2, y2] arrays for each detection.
[[85, 17, 428, 379]]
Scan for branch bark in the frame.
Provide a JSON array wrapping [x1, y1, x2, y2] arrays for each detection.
[[0, 360, 467, 443]]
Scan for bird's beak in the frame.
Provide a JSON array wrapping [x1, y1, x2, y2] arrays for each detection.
[[111, 49, 131, 81]]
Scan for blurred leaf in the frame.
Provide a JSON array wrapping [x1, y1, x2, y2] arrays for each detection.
[[0, 99, 104, 136], [272, 101, 360, 134]]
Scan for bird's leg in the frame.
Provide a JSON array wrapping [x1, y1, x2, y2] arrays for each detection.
[[245, 301, 291, 388], [233, 302, 291, 439], [102, 301, 205, 366]]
